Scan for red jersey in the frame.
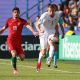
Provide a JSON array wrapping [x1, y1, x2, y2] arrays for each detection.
[[6, 18, 28, 54], [5, 18, 28, 39]]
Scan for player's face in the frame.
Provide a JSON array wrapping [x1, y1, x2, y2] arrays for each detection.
[[48, 7, 55, 16], [12, 10, 20, 18]]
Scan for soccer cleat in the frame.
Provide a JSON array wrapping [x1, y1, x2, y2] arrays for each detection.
[[46, 57, 52, 67], [48, 64, 51, 67], [36, 62, 41, 72], [13, 69, 19, 75], [54, 65, 58, 68]]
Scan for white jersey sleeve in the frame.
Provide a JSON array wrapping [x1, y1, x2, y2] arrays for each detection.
[[38, 12, 59, 35], [38, 12, 47, 25]]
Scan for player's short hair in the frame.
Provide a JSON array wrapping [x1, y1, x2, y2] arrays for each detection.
[[48, 4, 55, 10], [12, 7, 20, 13], [48, 4, 54, 8], [53, 4, 58, 11]]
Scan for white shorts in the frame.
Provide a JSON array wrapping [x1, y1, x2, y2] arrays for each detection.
[[39, 33, 49, 49], [39, 33, 58, 49]]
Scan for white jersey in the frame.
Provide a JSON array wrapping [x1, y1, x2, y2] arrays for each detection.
[[38, 12, 59, 35]]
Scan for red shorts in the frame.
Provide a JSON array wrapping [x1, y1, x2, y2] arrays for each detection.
[[7, 38, 25, 56]]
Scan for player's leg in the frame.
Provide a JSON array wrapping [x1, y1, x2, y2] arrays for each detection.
[[18, 53, 25, 61], [37, 36, 48, 72], [37, 49, 46, 72], [47, 34, 58, 67], [53, 43, 58, 68], [10, 50, 18, 75], [47, 39, 54, 67], [46, 43, 58, 68], [45, 47, 49, 58], [7, 39, 18, 75], [17, 47, 25, 61]]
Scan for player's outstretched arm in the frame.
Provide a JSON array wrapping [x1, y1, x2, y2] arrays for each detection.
[[36, 23, 44, 33], [26, 25, 39, 36], [0, 26, 7, 34], [35, 22, 40, 32]]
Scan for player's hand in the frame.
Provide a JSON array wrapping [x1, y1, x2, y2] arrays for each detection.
[[39, 29, 44, 33], [33, 32, 39, 37]]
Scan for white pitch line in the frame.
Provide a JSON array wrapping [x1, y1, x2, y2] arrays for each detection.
[[0, 59, 80, 74]]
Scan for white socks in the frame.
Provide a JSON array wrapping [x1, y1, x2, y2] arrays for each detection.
[[49, 46, 54, 58], [38, 52, 43, 62]]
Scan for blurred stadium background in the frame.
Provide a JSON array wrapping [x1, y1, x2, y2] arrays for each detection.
[[0, 0, 80, 59], [0, 0, 80, 80], [0, 0, 68, 58]]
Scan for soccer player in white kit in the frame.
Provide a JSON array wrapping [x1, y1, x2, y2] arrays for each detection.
[[36, 4, 64, 72]]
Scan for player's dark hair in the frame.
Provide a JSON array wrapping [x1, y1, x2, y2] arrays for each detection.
[[53, 4, 58, 11], [48, 4, 55, 10], [12, 7, 20, 13], [48, 3, 51, 7]]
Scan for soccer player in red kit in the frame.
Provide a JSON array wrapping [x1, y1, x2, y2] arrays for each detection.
[[0, 7, 38, 75]]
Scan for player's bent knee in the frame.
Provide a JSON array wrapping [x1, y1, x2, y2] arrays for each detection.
[[41, 49, 46, 54], [19, 54, 25, 61], [40, 49, 46, 57], [11, 50, 17, 57], [48, 40, 53, 46], [48, 34, 58, 46]]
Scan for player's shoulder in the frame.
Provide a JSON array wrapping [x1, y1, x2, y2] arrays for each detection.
[[6, 17, 13, 22], [41, 12, 48, 16], [19, 18, 26, 22], [55, 11, 59, 17], [40, 12, 48, 19]]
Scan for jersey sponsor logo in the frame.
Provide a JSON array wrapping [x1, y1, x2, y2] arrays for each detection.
[[0, 41, 40, 51], [48, 20, 52, 25], [54, 18, 57, 25], [13, 26, 17, 30]]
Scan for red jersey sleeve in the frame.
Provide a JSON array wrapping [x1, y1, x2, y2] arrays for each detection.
[[5, 19, 10, 28], [22, 19, 28, 26]]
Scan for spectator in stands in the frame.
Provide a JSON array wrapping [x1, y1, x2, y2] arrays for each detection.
[[63, 4, 70, 16], [34, 16, 40, 28], [77, 0, 80, 10], [69, 0, 78, 19], [63, 4, 70, 28], [65, 0, 79, 35], [27, 17, 33, 26], [57, 5, 63, 16], [36, 16, 40, 25], [77, 13, 80, 28]]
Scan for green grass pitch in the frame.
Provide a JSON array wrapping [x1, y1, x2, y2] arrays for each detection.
[[0, 59, 80, 80]]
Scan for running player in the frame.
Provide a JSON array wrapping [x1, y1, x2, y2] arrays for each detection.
[[0, 7, 38, 75], [36, 4, 64, 72]]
